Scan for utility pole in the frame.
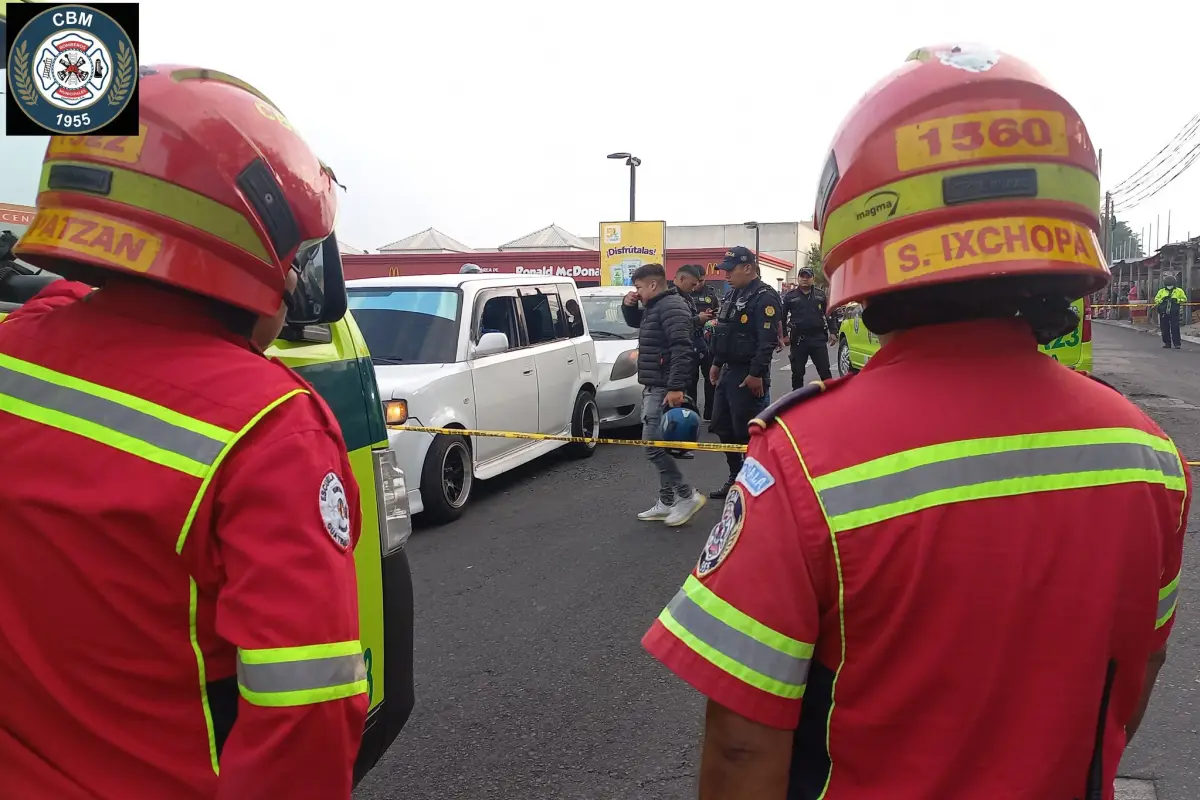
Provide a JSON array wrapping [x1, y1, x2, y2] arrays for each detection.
[[1102, 192, 1113, 263], [1166, 210, 1171, 244]]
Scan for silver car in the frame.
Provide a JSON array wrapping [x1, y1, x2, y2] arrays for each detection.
[[579, 287, 642, 429]]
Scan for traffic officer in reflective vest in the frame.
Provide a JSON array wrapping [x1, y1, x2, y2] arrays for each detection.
[[1154, 273, 1188, 349], [643, 44, 1188, 800], [781, 266, 835, 387], [706, 246, 783, 499], [0, 66, 368, 799]]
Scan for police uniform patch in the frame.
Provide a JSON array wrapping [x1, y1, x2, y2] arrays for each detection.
[[697, 486, 746, 578], [740, 314, 749, 323], [765, 305, 775, 317], [319, 472, 352, 550], [736, 457, 776, 497]]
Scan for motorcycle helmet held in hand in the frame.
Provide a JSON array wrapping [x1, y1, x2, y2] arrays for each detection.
[[661, 398, 701, 443]]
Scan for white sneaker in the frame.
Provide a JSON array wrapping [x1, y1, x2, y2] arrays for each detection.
[[638, 500, 674, 521], [665, 492, 706, 527]]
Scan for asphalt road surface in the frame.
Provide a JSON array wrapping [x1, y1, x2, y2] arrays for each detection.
[[355, 328, 1197, 800]]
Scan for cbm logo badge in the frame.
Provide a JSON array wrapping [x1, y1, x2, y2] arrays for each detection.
[[5, 3, 140, 136]]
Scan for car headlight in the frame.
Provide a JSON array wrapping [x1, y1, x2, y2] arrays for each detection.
[[383, 400, 408, 426], [609, 349, 638, 381]]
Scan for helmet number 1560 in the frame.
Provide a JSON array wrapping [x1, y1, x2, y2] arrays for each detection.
[[895, 110, 1069, 172]]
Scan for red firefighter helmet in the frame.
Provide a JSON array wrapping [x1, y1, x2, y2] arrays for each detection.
[[813, 44, 1111, 311], [15, 65, 341, 317]]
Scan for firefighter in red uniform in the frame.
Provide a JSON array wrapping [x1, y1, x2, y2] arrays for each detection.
[[643, 45, 1189, 800], [0, 66, 368, 799]]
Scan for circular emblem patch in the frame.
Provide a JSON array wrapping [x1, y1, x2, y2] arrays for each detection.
[[696, 485, 746, 578], [936, 45, 1000, 73], [764, 305, 775, 317], [739, 314, 749, 324], [7, 5, 137, 134], [319, 472, 352, 550]]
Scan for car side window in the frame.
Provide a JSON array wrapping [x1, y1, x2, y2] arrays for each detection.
[[476, 292, 523, 349], [519, 288, 561, 345], [559, 286, 586, 338]]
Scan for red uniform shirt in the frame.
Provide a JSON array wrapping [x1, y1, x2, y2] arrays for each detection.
[[645, 319, 1189, 799], [0, 281, 369, 799]]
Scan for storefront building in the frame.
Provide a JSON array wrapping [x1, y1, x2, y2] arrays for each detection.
[[0, 202, 36, 239], [341, 248, 793, 293]]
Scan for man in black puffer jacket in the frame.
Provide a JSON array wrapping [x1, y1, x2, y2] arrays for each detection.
[[621, 263, 707, 527]]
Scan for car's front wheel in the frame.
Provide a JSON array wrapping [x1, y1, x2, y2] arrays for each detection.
[[837, 336, 857, 377], [420, 433, 473, 524], [566, 390, 600, 459]]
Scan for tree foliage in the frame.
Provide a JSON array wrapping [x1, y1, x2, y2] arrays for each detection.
[[1101, 212, 1145, 260], [805, 243, 828, 288]]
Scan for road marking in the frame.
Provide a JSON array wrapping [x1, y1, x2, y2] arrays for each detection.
[[1116, 778, 1158, 799]]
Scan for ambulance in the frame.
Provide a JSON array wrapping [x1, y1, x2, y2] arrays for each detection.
[[0, 231, 415, 784], [836, 295, 1094, 376]]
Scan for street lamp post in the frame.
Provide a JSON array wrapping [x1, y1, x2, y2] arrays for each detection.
[[607, 152, 641, 221], [744, 221, 760, 258]]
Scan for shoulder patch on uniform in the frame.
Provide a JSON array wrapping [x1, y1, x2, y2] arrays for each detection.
[[736, 456, 775, 496], [765, 305, 775, 317], [697, 485, 746, 578], [319, 471, 352, 550], [750, 374, 854, 430]]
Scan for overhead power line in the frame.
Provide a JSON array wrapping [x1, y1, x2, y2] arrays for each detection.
[[1111, 113, 1200, 196], [1113, 140, 1200, 213]]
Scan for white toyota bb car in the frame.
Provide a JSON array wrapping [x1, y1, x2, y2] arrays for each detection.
[[347, 274, 600, 524]]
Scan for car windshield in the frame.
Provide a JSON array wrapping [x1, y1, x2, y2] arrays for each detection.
[[581, 294, 638, 340], [347, 287, 461, 365]]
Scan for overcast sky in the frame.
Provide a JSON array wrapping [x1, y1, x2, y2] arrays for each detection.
[[3, 0, 1197, 254]]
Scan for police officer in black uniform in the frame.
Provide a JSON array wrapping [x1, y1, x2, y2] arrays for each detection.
[[707, 246, 783, 498], [676, 264, 722, 419], [781, 266, 835, 388]]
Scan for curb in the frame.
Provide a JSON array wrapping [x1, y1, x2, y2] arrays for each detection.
[[1115, 778, 1158, 799], [1093, 318, 1200, 346]]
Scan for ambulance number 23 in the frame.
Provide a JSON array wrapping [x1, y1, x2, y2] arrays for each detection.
[[57, 113, 92, 129], [1044, 329, 1081, 350], [918, 117, 1053, 157]]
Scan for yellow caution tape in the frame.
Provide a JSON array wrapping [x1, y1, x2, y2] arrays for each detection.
[[387, 424, 749, 453], [388, 424, 1200, 466]]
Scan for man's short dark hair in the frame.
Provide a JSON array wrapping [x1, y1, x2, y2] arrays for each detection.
[[631, 263, 666, 283], [678, 264, 704, 280]]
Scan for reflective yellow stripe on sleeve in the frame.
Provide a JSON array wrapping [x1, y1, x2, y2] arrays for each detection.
[[810, 427, 1186, 534], [237, 641, 369, 708], [1157, 570, 1182, 630], [658, 575, 813, 699], [0, 352, 235, 477]]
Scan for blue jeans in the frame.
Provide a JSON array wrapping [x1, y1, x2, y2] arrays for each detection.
[[642, 387, 693, 503]]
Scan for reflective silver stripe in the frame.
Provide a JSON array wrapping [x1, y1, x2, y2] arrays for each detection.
[[666, 588, 810, 688], [818, 442, 1182, 519], [0, 363, 226, 465], [1159, 586, 1180, 622], [236, 652, 367, 695]]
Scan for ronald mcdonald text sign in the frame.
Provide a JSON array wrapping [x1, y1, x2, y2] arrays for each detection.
[[599, 221, 666, 286]]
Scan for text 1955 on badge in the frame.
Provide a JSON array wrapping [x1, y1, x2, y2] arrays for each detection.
[[6, 4, 139, 135]]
